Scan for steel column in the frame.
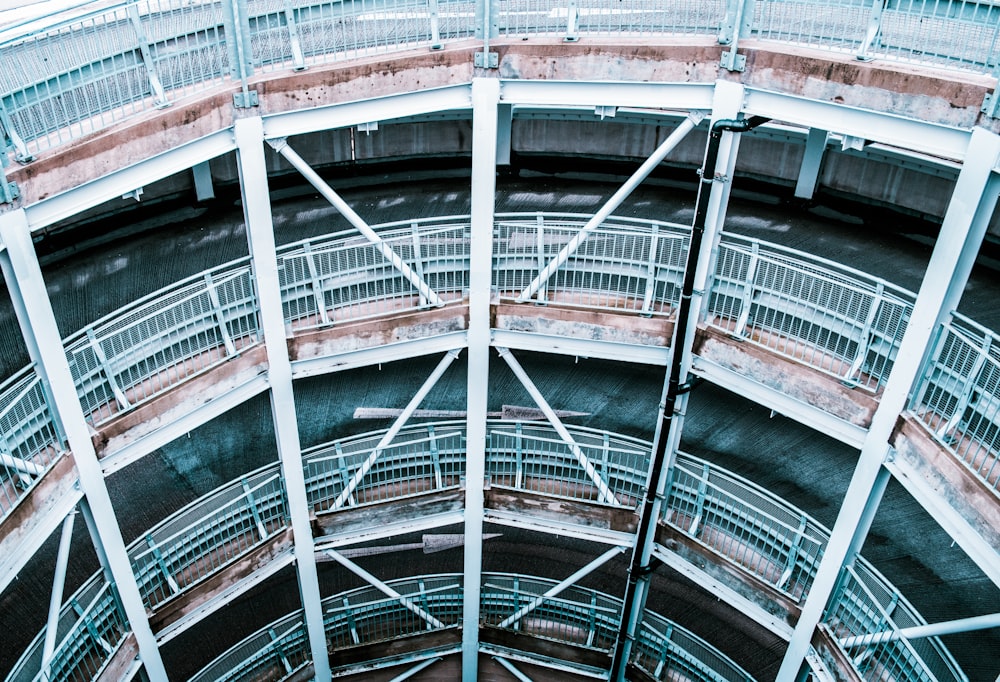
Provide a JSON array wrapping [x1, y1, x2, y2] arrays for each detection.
[[0, 210, 169, 680], [496, 347, 619, 505], [516, 111, 706, 302], [612, 81, 752, 681], [794, 128, 829, 200], [234, 117, 331, 682], [267, 138, 444, 307], [463, 77, 500, 682], [776, 127, 1000, 680], [331, 349, 461, 509]]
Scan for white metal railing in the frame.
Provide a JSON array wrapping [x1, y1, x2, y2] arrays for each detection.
[[909, 311, 1000, 494], [708, 233, 915, 391], [663, 453, 830, 603], [5, 576, 130, 682], [0, 366, 62, 522], [64, 259, 259, 427], [191, 572, 757, 682], [826, 561, 966, 682], [2, 0, 997, 160]]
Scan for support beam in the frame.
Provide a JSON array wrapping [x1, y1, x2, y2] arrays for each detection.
[[794, 128, 829, 200], [463, 77, 500, 682], [492, 657, 534, 682], [776, 127, 1000, 681], [192, 161, 215, 202], [515, 111, 706, 302], [41, 510, 76, 675], [0, 210, 168, 681], [234, 117, 331, 682], [498, 545, 626, 628], [331, 349, 461, 509], [267, 138, 444, 307], [388, 657, 443, 681], [496, 347, 619, 505], [839, 612, 1000, 648], [612, 81, 762, 681], [325, 549, 445, 629]]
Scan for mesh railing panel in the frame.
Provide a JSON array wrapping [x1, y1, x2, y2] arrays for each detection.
[[0, 367, 63, 522]]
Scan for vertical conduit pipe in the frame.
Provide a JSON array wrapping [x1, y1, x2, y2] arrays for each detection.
[[610, 115, 770, 681]]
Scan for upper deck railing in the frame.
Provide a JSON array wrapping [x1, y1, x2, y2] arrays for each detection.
[[0, 0, 997, 159]]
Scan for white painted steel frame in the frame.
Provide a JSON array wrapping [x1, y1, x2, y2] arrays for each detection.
[[463, 77, 500, 682], [0, 210, 169, 680], [775, 127, 1000, 680], [0, 74, 994, 682], [234, 117, 332, 682]]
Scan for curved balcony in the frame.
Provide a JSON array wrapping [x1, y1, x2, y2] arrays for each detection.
[[4, 418, 968, 682], [186, 572, 757, 682]]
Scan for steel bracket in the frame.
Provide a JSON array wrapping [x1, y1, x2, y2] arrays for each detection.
[[2, 180, 19, 204], [475, 51, 499, 68], [720, 50, 746, 72], [982, 92, 1000, 119], [234, 90, 260, 108]]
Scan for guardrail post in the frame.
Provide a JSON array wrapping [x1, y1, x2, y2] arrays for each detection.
[[718, 0, 753, 71], [856, 0, 886, 61], [146, 534, 181, 595], [428, 0, 443, 50], [86, 329, 131, 412], [224, 0, 258, 107], [127, 4, 170, 109], [204, 272, 238, 356], [474, 0, 498, 67], [283, 0, 307, 70]]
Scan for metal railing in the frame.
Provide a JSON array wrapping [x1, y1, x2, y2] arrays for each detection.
[[2, 0, 997, 160], [128, 467, 290, 610], [0, 366, 63, 523], [63, 258, 259, 428], [494, 213, 690, 316], [634, 608, 756, 682], [827, 561, 966, 682], [663, 453, 830, 603], [191, 572, 757, 682], [5, 576, 130, 682], [909, 311, 1000, 494], [708, 233, 915, 392], [278, 216, 470, 331], [487, 421, 649, 506]]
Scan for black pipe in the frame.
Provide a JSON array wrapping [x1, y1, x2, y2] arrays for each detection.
[[609, 115, 770, 680]]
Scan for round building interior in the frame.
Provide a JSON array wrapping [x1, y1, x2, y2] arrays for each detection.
[[0, 2, 998, 681]]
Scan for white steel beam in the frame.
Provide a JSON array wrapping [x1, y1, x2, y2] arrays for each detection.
[[516, 111, 705, 303], [497, 545, 626, 629], [261, 84, 472, 140], [499, 80, 716, 111], [324, 549, 445, 629], [776, 127, 1000, 681], [234, 117, 331, 682], [492, 656, 535, 682], [331, 349, 461, 510], [496, 346, 619, 506], [388, 657, 444, 681], [41, 510, 76, 675], [290, 332, 468, 379], [0, 209, 169, 680], [839, 612, 1000, 648], [490, 330, 669, 366], [463, 77, 500, 682], [268, 138, 445, 307], [23, 130, 235, 232], [744, 88, 970, 161]]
